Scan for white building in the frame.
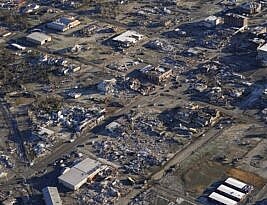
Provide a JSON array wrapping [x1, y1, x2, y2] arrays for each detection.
[[209, 192, 238, 205], [112, 30, 144, 48], [26, 32, 51, 45], [257, 43, 267, 66], [47, 17, 80, 32], [217, 184, 246, 201], [203, 16, 221, 28], [42, 187, 62, 205], [224, 177, 252, 193], [58, 158, 103, 190]]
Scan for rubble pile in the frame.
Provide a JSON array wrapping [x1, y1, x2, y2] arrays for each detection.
[[145, 39, 174, 52], [106, 60, 140, 72], [92, 112, 188, 175], [160, 105, 220, 138], [190, 29, 232, 49], [185, 61, 251, 106], [34, 106, 105, 132], [0, 155, 14, 169], [75, 167, 128, 205], [98, 76, 155, 96], [29, 54, 80, 75]]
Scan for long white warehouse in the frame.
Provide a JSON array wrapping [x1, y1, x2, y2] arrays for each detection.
[[217, 184, 246, 200], [224, 177, 247, 191], [209, 192, 238, 205]]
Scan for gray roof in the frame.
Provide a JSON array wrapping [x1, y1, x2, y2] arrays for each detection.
[[27, 32, 51, 42], [58, 158, 101, 188], [42, 187, 62, 205], [58, 168, 87, 187], [74, 158, 100, 173]]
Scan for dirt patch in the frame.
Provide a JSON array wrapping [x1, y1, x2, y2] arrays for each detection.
[[226, 167, 266, 189], [181, 160, 228, 196]]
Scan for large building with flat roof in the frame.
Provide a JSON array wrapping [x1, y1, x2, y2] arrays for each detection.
[[26, 32, 51, 45], [58, 158, 103, 190], [42, 187, 62, 205]]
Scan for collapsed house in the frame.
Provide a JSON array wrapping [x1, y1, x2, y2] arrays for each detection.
[[139, 64, 173, 84]]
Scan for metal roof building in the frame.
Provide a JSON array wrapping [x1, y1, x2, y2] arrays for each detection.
[[26, 32, 51, 45], [217, 184, 246, 200], [42, 187, 62, 205], [58, 158, 102, 190], [209, 192, 238, 205], [224, 177, 247, 191]]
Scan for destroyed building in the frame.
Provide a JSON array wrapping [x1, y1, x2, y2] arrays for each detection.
[[110, 30, 144, 48], [47, 16, 80, 32], [203, 16, 222, 28], [139, 65, 173, 84], [97, 78, 117, 94], [240, 2, 261, 14], [160, 105, 221, 137], [34, 106, 105, 132], [224, 13, 248, 28]]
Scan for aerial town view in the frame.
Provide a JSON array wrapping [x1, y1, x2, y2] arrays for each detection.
[[0, 0, 267, 204]]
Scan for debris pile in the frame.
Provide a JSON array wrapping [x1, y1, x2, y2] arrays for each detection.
[[34, 106, 105, 132], [160, 104, 220, 138]]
